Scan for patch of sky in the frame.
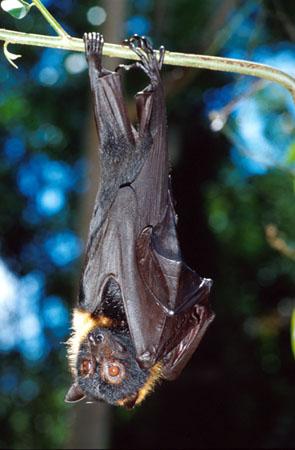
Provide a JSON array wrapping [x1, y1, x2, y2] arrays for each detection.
[[17, 154, 47, 197], [204, 42, 295, 176], [19, 271, 45, 312], [43, 295, 69, 338], [17, 153, 75, 219], [125, 15, 151, 36], [0, 302, 19, 349], [3, 137, 25, 164], [41, 0, 55, 6], [44, 231, 81, 267], [53, 0, 74, 13], [65, 53, 88, 75], [204, 83, 243, 113], [31, 48, 67, 87], [19, 333, 49, 362], [230, 146, 267, 176], [18, 313, 42, 342], [41, 159, 73, 190], [87, 6, 107, 26], [252, 43, 295, 72], [16, 275, 44, 351], [0, 263, 44, 356], [0, 260, 19, 321], [221, 1, 265, 60], [222, 48, 249, 61], [234, 98, 274, 160], [17, 163, 39, 197], [36, 186, 65, 216], [0, 259, 68, 361]]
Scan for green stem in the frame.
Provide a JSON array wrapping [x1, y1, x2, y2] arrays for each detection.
[[31, 0, 69, 38], [1, 28, 295, 102]]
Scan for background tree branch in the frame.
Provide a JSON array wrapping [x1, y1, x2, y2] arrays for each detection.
[[1, 28, 295, 102]]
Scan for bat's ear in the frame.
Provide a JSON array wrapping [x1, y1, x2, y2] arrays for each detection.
[[65, 383, 86, 403]]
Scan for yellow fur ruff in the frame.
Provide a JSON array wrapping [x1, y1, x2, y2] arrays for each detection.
[[66, 309, 112, 375], [135, 361, 162, 405]]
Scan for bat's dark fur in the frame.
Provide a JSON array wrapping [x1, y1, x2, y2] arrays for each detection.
[[65, 33, 214, 408]]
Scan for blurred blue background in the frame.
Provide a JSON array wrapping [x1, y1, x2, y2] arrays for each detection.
[[0, 0, 295, 448]]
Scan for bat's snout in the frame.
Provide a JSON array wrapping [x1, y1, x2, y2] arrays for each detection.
[[88, 331, 104, 345]]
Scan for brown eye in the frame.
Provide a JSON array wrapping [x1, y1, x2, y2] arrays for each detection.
[[108, 365, 120, 377], [80, 359, 93, 376], [101, 361, 125, 384]]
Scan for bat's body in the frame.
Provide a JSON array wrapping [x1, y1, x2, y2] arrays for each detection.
[[66, 33, 214, 408]]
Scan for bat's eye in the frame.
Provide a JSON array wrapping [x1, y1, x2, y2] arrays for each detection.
[[101, 361, 125, 384], [109, 365, 120, 377], [80, 359, 94, 376]]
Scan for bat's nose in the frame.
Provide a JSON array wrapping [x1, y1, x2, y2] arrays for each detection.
[[88, 331, 104, 344]]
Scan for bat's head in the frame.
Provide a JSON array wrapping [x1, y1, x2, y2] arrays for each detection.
[[66, 325, 161, 408], [65, 279, 162, 408]]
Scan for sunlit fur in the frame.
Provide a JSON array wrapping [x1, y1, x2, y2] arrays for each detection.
[[67, 308, 113, 376], [117, 361, 163, 407], [136, 361, 162, 405]]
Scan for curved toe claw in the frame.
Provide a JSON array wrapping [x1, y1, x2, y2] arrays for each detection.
[[128, 34, 152, 52], [158, 45, 165, 70], [124, 35, 151, 54], [139, 36, 154, 55], [122, 34, 165, 86]]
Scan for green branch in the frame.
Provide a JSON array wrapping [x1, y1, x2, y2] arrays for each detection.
[[1, 0, 295, 101], [31, 0, 69, 38], [0, 27, 295, 102]]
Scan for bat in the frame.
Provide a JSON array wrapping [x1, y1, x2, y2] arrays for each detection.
[[65, 32, 214, 409]]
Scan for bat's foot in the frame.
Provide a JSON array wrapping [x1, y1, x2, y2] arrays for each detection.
[[84, 32, 104, 71], [123, 34, 165, 87], [125, 34, 154, 60]]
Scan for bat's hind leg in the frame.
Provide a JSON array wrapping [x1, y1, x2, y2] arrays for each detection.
[[84, 32, 109, 76]]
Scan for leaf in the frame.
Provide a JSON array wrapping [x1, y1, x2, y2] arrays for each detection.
[[0, 0, 31, 19], [3, 41, 22, 69], [285, 142, 295, 165], [291, 308, 295, 359]]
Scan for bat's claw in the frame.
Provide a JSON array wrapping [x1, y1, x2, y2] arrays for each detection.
[[128, 34, 154, 57], [84, 32, 104, 70], [123, 34, 165, 87], [158, 45, 165, 70]]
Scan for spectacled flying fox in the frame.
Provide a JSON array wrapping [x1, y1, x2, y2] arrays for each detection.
[[65, 32, 214, 409]]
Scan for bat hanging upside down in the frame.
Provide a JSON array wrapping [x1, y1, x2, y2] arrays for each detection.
[[65, 32, 214, 409]]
